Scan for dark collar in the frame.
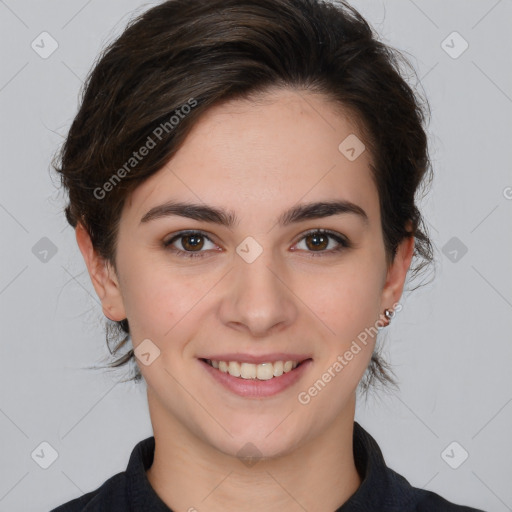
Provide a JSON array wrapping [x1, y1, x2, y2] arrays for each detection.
[[336, 421, 417, 511], [126, 433, 169, 511], [123, 421, 417, 511]]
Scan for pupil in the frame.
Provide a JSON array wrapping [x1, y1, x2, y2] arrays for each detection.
[[184, 235, 203, 251], [308, 233, 327, 250]]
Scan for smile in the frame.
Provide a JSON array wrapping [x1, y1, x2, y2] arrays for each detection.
[[203, 359, 302, 380], [199, 357, 313, 398]]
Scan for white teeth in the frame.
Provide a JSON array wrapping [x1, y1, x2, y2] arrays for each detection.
[[228, 361, 241, 377], [240, 362, 257, 379], [273, 360, 284, 377], [256, 363, 274, 380], [206, 359, 302, 380]]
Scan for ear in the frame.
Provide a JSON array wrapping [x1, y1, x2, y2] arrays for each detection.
[[379, 224, 415, 311], [75, 222, 127, 322]]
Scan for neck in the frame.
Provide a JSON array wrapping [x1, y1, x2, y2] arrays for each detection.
[[146, 390, 361, 512]]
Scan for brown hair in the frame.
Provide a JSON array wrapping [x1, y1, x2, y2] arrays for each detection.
[[53, 0, 434, 392]]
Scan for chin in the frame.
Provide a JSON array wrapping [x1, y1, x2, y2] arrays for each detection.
[[211, 435, 299, 462], [203, 416, 307, 461]]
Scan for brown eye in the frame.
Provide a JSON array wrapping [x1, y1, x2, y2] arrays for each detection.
[[181, 233, 205, 251], [294, 229, 351, 257], [304, 232, 329, 251], [163, 231, 217, 258]]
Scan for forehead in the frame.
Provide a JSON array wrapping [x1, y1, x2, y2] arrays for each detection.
[[124, 88, 379, 227]]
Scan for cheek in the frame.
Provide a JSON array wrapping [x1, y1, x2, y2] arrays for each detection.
[[298, 270, 383, 407], [117, 254, 217, 352], [305, 263, 384, 344], [298, 266, 384, 403], [114, 252, 181, 338]]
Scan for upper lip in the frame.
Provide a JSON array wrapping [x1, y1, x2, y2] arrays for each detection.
[[200, 353, 313, 364]]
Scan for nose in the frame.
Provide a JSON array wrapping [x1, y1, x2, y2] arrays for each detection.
[[218, 249, 298, 338]]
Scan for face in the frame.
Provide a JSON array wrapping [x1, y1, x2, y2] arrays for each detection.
[[78, 88, 413, 459]]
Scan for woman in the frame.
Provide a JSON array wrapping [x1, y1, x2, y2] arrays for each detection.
[[50, 0, 485, 510]]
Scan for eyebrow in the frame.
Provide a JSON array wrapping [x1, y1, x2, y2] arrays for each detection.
[[139, 199, 369, 228]]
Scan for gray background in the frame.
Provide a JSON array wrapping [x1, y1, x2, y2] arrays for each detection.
[[0, 0, 511, 511]]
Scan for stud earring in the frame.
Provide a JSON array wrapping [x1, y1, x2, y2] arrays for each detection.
[[382, 308, 395, 327]]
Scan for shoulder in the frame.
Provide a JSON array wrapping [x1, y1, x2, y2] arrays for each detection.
[[49, 435, 156, 511], [414, 489, 485, 512], [389, 467, 486, 512], [49, 472, 127, 511], [349, 422, 486, 512]]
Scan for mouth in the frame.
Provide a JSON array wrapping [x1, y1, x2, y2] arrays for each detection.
[[200, 358, 311, 380], [198, 355, 313, 398]]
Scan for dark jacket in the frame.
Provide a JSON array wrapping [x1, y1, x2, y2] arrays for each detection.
[[50, 422, 485, 511]]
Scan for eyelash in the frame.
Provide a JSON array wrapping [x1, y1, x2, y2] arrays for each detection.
[[163, 229, 351, 259]]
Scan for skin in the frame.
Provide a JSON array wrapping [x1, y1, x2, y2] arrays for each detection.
[[76, 88, 414, 512]]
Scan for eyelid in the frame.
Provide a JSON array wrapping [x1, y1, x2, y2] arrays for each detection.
[[163, 229, 217, 246], [163, 229, 219, 254], [293, 228, 350, 247], [291, 228, 351, 258]]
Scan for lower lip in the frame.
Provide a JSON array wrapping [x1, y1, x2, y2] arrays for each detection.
[[199, 359, 313, 398]]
